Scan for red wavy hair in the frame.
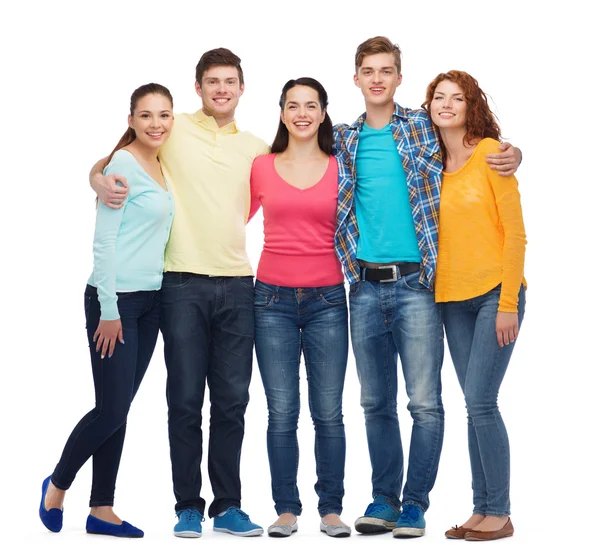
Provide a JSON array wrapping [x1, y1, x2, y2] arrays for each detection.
[[422, 70, 501, 161]]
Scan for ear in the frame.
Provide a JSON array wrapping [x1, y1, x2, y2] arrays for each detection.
[[280, 109, 285, 125], [128, 114, 133, 128], [239, 82, 245, 97], [397, 73, 403, 87], [194, 81, 202, 98], [321, 109, 326, 123], [354, 73, 360, 88]]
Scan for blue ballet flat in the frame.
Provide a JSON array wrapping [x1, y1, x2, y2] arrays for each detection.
[[86, 514, 144, 538], [39, 476, 63, 533]]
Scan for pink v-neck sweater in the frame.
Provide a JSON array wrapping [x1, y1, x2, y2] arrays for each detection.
[[249, 153, 343, 287]]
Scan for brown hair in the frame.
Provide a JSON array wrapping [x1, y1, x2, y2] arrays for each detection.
[[355, 36, 401, 74], [422, 70, 501, 162], [106, 83, 173, 165], [195, 47, 244, 85]]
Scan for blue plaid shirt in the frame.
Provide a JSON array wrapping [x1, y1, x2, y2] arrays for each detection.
[[333, 103, 443, 288]]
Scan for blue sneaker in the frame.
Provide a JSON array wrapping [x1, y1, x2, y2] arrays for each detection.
[[354, 495, 400, 533], [174, 508, 204, 538], [213, 507, 263, 537], [392, 504, 426, 538]]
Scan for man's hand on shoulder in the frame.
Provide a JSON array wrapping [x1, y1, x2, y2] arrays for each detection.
[[93, 173, 129, 208], [485, 142, 522, 177]]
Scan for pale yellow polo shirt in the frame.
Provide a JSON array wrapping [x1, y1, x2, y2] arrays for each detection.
[[159, 110, 269, 276]]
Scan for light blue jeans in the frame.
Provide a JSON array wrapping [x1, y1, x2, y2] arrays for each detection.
[[442, 284, 526, 516], [349, 270, 445, 512], [254, 280, 348, 517]]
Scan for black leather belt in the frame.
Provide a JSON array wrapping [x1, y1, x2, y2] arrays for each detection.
[[359, 262, 420, 282]]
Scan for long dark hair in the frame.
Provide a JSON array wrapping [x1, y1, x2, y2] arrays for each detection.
[[271, 77, 333, 155], [106, 83, 173, 164]]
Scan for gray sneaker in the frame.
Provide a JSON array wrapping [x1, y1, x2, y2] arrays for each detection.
[[320, 520, 351, 538], [267, 521, 298, 537]]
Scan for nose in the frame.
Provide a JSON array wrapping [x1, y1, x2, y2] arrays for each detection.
[[373, 71, 383, 83], [150, 115, 161, 127]]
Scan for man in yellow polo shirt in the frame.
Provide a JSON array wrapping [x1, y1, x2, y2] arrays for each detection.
[[91, 48, 268, 538]]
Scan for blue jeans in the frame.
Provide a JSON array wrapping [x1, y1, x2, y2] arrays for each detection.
[[160, 272, 255, 518], [442, 284, 526, 517], [349, 271, 444, 512], [254, 280, 348, 517], [52, 285, 160, 507]]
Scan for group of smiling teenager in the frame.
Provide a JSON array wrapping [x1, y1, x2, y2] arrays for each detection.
[[39, 36, 526, 543]]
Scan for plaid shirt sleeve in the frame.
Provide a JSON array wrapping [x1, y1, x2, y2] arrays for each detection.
[[391, 107, 443, 290], [333, 123, 361, 284]]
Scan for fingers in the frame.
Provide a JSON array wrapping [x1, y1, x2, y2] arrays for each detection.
[[118, 328, 125, 344], [497, 141, 512, 152], [113, 175, 129, 190], [107, 336, 116, 359], [496, 326, 519, 347]]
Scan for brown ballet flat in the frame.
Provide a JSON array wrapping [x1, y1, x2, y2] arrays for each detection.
[[444, 525, 472, 539], [464, 518, 514, 541]]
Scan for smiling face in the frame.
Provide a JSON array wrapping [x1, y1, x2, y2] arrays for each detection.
[[429, 80, 467, 131], [280, 85, 325, 143], [128, 93, 174, 149], [354, 52, 402, 109], [195, 65, 244, 124]]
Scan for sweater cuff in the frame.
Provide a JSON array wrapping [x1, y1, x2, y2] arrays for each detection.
[[100, 302, 120, 321]]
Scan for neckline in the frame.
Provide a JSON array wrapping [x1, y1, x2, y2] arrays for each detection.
[[442, 141, 482, 176], [271, 153, 333, 192], [120, 149, 169, 192]]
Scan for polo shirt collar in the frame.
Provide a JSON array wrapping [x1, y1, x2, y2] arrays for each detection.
[[193, 109, 238, 134]]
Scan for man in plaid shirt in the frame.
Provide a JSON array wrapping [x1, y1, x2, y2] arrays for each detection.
[[333, 36, 521, 538]]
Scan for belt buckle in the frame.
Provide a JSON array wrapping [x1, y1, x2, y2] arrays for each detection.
[[378, 265, 398, 282]]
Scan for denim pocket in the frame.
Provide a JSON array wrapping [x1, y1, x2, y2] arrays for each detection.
[[319, 284, 347, 307], [161, 272, 194, 289], [349, 281, 362, 296], [235, 276, 255, 291], [254, 293, 275, 309], [116, 291, 137, 299], [402, 270, 428, 292]]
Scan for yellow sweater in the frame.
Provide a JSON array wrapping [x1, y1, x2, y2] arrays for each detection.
[[435, 138, 526, 312]]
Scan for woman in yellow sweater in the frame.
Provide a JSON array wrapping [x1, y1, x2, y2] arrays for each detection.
[[423, 71, 526, 542]]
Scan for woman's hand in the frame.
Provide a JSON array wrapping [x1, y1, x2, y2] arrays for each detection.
[[93, 319, 124, 359], [496, 311, 519, 347]]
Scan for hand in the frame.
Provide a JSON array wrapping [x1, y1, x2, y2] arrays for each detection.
[[496, 311, 519, 347], [485, 142, 522, 177], [93, 319, 124, 359], [93, 173, 129, 209]]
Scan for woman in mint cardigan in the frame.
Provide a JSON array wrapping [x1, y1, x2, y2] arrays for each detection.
[[39, 83, 175, 538]]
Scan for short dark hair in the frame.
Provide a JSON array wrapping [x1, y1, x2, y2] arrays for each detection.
[[195, 47, 244, 85], [271, 77, 333, 155], [355, 36, 401, 74]]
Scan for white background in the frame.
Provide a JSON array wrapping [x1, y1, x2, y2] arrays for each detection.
[[1, 1, 597, 557]]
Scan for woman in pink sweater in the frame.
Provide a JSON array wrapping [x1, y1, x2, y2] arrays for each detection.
[[249, 78, 350, 538]]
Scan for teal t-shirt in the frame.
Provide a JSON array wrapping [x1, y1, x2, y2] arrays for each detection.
[[88, 149, 174, 320], [355, 123, 420, 263]]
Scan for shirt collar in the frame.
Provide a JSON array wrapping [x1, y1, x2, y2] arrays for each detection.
[[193, 109, 238, 134], [350, 102, 409, 130]]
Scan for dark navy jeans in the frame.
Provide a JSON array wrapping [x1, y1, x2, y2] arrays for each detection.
[[254, 280, 348, 517], [442, 284, 526, 516], [52, 285, 160, 507], [160, 272, 254, 518], [349, 270, 445, 512]]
